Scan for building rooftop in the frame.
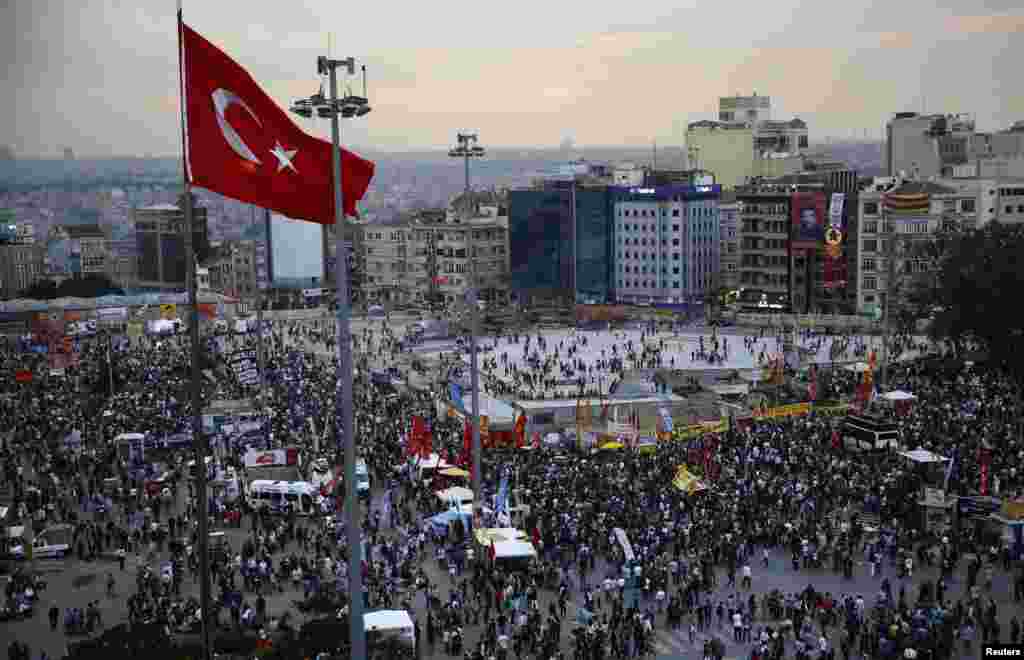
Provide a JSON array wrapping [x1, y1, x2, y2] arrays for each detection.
[[138, 203, 181, 212], [55, 224, 105, 239]]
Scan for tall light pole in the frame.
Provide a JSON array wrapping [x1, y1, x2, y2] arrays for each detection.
[[291, 55, 371, 660], [449, 132, 485, 193], [448, 132, 485, 510]]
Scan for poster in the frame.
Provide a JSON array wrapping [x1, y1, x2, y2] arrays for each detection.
[[160, 304, 177, 320], [790, 191, 827, 250], [824, 193, 847, 290]]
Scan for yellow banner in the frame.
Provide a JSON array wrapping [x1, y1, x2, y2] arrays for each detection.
[[127, 322, 143, 338], [755, 402, 811, 419], [672, 465, 706, 495], [1003, 501, 1024, 521], [671, 420, 727, 441], [160, 303, 177, 320]]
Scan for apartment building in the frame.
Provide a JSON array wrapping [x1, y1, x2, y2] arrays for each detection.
[[854, 178, 980, 316], [203, 240, 258, 299], [718, 193, 740, 290], [362, 191, 510, 307], [734, 186, 793, 311], [0, 243, 45, 298]]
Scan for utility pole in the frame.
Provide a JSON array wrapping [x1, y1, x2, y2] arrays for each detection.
[[182, 189, 211, 660], [449, 132, 486, 511]]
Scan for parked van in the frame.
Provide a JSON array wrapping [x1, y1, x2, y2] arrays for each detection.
[[355, 459, 371, 500], [246, 480, 320, 515]]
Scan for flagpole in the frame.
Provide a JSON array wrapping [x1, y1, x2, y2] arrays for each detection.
[[177, 5, 213, 660], [324, 56, 366, 660]]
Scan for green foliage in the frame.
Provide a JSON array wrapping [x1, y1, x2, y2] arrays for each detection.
[[930, 220, 1024, 369]]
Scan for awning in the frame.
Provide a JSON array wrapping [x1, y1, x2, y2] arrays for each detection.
[[882, 390, 916, 401], [899, 448, 949, 464]]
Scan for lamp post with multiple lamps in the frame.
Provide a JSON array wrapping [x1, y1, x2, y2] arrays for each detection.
[[448, 132, 485, 508], [449, 132, 485, 193], [290, 56, 371, 660]]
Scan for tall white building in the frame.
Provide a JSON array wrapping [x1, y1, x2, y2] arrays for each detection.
[[612, 186, 721, 305]]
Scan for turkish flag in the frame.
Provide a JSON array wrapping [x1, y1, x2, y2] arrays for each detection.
[[180, 21, 374, 222]]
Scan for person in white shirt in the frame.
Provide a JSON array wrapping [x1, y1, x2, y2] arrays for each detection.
[[742, 563, 752, 589], [733, 611, 743, 641]]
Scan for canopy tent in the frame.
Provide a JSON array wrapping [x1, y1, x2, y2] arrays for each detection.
[[882, 390, 916, 401], [435, 486, 474, 504], [426, 508, 471, 531], [672, 465, 708, 495], [364, 609, 415, 644], [899, 448, 949, 464]]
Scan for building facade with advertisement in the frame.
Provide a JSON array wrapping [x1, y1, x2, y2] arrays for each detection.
[[854, 178, 979, 316], [611, 184, 722, 305], [735, 185, 793, 310]]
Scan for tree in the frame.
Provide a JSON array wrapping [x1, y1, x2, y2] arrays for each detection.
[[930, 221, 1024, 368]]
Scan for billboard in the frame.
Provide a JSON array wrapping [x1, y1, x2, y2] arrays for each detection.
[[884, 191, 930, 216], [824, 193, 847, 290], [790, 191, 827, 250], [269, 212, 324, 289]]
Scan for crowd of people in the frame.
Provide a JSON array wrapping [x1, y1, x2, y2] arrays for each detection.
[[1, 311, 1023, 660]]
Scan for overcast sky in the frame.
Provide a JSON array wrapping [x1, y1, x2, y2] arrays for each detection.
[[4, 0, 1023, 158]]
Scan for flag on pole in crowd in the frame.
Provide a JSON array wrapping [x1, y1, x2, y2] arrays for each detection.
[[514, 413, 526, 449], [808, 364, 818, 401], [489, 538, 497, 562], [178, 19, 375, 221], [532, 431, 541, 450], [496, 468, 509, 516], [943, 446, 959, 492]]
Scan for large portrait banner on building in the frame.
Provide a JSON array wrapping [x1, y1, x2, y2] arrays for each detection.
[[790, 191, 827, 251], [824, 192, 847, 289]]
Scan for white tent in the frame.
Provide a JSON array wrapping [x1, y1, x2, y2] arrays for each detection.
[[899, 447, 949, 464], [435, 486, 474, 504], [364, 609, 415, 644], [844, 362, 870, 373], [882, 390, 916, 401]]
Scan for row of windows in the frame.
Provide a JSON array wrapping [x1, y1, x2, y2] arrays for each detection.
[[618, 206, 717, 218], [617, 222, 717, 234], [863, 199, 976, 216], [619, 280, 684, 289], [619, 251, 714, 261]]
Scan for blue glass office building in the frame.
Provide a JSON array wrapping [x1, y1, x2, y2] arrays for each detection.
[[508, 184, 613, 303]]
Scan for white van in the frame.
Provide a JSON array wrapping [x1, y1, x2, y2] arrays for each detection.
[[355, 459, 371, 500], [12, 524, 72, 560], [417, 453, 454, 484], [364, 610, 415, 646], [246, 480, 320, 515]]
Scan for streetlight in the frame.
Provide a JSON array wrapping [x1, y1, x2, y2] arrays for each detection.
[[448, 132, 485, 512], [449, 132, 485, 193], [290, 55, 371, 660]]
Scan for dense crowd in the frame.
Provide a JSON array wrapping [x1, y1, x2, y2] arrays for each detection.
[[1, 314, 1023, 660]]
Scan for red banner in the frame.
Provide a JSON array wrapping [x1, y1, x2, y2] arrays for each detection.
[[15, 369, 32, 383]]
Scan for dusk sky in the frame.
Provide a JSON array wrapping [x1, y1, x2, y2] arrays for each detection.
[[4, 0, 1023, 158]]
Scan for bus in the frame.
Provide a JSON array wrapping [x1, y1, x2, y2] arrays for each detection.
[[246, 480, 321, 515]]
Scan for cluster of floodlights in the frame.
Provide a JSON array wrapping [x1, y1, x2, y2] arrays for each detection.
[[289, 58, 371, 119], [448, 132, 486, 158]]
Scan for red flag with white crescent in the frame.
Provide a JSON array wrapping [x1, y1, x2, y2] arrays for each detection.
[[179, 20, 374, 221]]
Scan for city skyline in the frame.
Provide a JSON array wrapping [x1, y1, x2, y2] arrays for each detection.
[[3, 0, 1023, 159]]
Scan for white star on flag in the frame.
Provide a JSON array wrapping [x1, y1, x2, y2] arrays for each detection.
[[270, 141, 298, 173]]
